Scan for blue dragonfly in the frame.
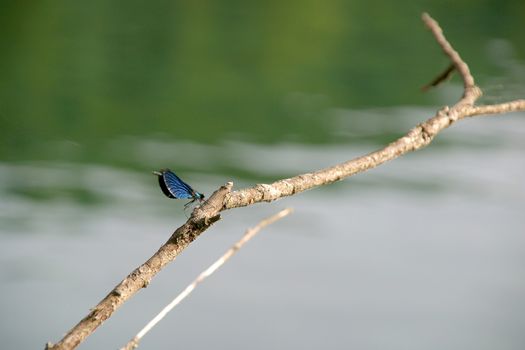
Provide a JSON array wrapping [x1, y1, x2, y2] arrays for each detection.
[[153, 169, 205, 209]]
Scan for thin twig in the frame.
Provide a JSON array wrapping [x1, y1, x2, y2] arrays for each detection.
[[421, 63, 455, 91], [466, 100, 525, 117], [45, 13, 525, 350], [120, 208, 293, 350], [421, 13, 476, 93]]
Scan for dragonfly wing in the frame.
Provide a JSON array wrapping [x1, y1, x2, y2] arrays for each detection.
[[162, 170, 195, 199], [157, 175, 176, 198]]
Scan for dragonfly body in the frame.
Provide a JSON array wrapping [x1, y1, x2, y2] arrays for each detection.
[[153, 169, 205, 208]]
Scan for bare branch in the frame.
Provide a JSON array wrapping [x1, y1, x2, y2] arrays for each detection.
[[46, 183, 232, 350], [466, 100, 525, 117], [45, 13, 525, 350], [221, 12, 523, 210], [421, 12, 479, 100], [120, 208, 293, 350]]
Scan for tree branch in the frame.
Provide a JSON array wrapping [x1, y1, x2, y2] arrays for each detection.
[[46, 183, 232, 350], [45, 13, 525, 350]]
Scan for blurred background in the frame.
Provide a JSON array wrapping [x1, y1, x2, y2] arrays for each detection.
[[1, 1, 524, 349]]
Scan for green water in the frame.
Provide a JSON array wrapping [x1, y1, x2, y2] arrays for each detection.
[[1, 1, 524, 167]]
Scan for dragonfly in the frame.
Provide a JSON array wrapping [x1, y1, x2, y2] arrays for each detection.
[[153, 169, 205, 209]]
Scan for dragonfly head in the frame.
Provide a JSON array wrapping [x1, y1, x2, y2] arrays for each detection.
[[195, 192, 205, 201]]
